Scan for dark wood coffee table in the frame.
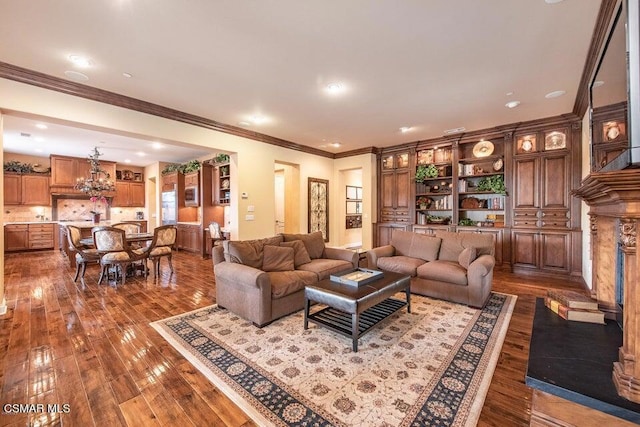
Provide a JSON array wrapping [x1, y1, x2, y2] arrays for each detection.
[[304, 271, 411, 352]]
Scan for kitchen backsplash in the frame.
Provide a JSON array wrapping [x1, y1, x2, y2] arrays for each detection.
[[4, 199, 146, 222]]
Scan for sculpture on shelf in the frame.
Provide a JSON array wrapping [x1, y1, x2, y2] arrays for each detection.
[[75, 147, 115, 223]]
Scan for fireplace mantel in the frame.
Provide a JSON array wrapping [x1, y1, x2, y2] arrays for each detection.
[[574, 168, 640, 403]]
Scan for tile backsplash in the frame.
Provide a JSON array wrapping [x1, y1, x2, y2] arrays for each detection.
[[4, 199, 146, 223]]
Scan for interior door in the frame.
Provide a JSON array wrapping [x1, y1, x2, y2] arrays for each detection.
[[274, 171, 285, 234]]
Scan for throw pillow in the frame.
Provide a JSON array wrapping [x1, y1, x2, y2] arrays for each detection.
[[458, 246, 477, 269], [282, 231, 325, 259], [262, 245, 295, 272], [280, 240, 312, 267]]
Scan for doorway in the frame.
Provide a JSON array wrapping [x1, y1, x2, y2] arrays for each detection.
[[274, 162, 300, 234]]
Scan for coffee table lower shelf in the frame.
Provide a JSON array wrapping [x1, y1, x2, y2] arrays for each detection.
[[305, 298, 407, 351]]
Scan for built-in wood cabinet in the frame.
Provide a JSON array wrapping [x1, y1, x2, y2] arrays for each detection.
[[380, 150, 411, 223], [374, 115, 582, 277], [162, 172, 178, 192], [212, 162, 230, 205], [5, 223, 54, 252], [591, 101, 628, 172], [113, 181, 145, 207], [176, 224, 200, 252], [3, 173, 50, 205], [50, 154, 116, 194]]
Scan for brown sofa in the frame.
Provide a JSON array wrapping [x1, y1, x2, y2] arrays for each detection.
[[212, 231, 358, 326], [366, 230, 495, 308]]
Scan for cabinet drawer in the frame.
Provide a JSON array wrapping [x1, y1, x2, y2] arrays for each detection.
[[513, 210, 539, 227], [6, 224, 28, 231], [29, 232, 54, 240], [541, 210, 570, 228], [28, 224, 54, 232], [29, 240, 54, 249]]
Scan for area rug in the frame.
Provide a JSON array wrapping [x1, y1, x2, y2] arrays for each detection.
[[151, 292, 516, 426]]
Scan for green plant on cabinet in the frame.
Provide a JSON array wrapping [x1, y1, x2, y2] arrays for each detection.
[[476, 174, 506, 195]]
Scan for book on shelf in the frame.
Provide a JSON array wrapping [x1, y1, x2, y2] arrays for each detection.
[[544, 296, 605, 325], [546, 289, 598, 310]]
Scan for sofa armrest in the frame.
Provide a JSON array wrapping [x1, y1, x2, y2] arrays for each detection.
[[467, 254, 495, 278], [213, 261, 273, 326], [366, 245, 395, 269], [323, 246, 359, 268]]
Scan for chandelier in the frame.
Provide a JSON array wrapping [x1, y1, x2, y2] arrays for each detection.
[[75, 147, 116, 200]]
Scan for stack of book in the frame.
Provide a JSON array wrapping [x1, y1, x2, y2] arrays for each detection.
[[544, 289, 605, 324]]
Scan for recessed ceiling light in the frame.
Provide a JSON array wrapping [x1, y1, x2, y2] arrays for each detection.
[[34, 148, 43, 153], [136, 152, 146, 157], [506, 91, 514, 96], [325, 82, 345, 94], [545, 90, 566, 99], [545, 0, 565, 4], [34, 137, 45, 142], [68, 54, 92, 68], [250, 115, 267, 125], [124, 159, 131, 163], [399, 126, 412, 133], [592, 80, 605, 88], [64, 70, 89, 82], [238, 121, 251, 126], [330, 142, 341, 148], [122, 72, 132, 78], [505, 101, 521, 108], [152, 142, 163, 149], [35, 123, 48, 129], [443, 127, 465, 135]]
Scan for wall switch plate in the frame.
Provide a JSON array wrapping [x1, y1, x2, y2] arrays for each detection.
[[247, 205, 255, 212], [245, 214, 255, 221]]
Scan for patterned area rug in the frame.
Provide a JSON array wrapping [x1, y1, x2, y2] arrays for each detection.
[[151, 292, 516, 426]]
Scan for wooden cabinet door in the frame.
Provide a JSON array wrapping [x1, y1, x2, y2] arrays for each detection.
[[513, 157, 539, 209], [5, 225, 29, 251], [162, 172, 178, 192], [184, 172, 199, 187], [458, 227, 504, 265], [380, 172, 396, 212], [50, 156, 77, 186], [395, 169, 411, 212], [21, 175, 50, 205], [511, 230, 539, 269], [4, 174, 21, 205], [129, 182, 145, 207], [540, 231, 571, 273], [541, 154, 569, 210], [113, 182, 130, 207], [376, 223, 409, 247]]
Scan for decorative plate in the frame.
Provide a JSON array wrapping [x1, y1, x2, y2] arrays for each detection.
[[522, 139, 533, 152], [222, 179, 230, 189], [472, 140, 494, 158], [493, 158, 504, 171]]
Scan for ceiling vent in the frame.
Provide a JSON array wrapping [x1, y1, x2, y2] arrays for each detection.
[[20, 132, 31, 138], [443, 127, 465, 135]]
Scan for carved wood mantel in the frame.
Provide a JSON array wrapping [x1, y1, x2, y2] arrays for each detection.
[[573, 169, 640, 403]]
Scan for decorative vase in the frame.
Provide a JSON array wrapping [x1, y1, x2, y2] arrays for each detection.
[[92, 213, 101, 224], [419, 204, 427, 210]]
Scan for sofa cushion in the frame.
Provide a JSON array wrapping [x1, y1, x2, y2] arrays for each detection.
[[223, 235, 283, 268], [417, 260, 468, 286], [434, 231, 494, 262], [280, 240, 312, 267], [282, 231, 325, 259], [268, 270, 318, 299], [297, 258, 353, 280], [377, 255, 426, 277], [262, 245, 295, 272], [391, 230, 441, 262], [458, 247, 477, 269]]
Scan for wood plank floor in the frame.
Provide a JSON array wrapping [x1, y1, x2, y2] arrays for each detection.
[[0, 250, 587, 426]]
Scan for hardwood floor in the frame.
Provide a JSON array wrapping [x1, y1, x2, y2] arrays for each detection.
[[0, 250, 586, 426]]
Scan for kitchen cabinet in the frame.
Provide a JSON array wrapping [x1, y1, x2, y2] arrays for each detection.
[[5, 223, 55, 252], [176, 224, 201, 252], [162, 172, 179, 192], [3, 173, 51, 205], [5, 224, 29, 251], [212, 163, 230, 205], [50, 154, 116, 193], [379, 150, 411, 223], [113, 181, 145, 207]]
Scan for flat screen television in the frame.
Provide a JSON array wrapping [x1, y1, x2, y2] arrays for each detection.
[[590, 0, 640, 170]]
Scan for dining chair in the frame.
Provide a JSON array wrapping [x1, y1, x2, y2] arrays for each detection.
[[92, 226, 149, 285], [208, 221, 225, 254], [147, 225, 177, 278], [66, 225, 101, 286], [112, 222, 142, 234]]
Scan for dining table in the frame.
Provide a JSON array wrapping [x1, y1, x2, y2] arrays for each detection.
[[79, 232, 154, 247]]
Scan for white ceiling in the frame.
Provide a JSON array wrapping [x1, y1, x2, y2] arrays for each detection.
[[0, 0, 602, 163]]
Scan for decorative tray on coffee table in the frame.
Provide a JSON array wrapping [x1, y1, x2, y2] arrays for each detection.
[[330, 268, 384, 287]]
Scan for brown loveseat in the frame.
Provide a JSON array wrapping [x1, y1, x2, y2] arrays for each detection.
[[212, 231, 358, 326], [366, 230, 495, 308]]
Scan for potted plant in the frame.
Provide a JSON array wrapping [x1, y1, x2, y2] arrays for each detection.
[[415, 164, 439, 182], [477, 175, 507, 195]]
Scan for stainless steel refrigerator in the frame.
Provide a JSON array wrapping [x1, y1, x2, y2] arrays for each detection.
[[161, 190, 177, 225]]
